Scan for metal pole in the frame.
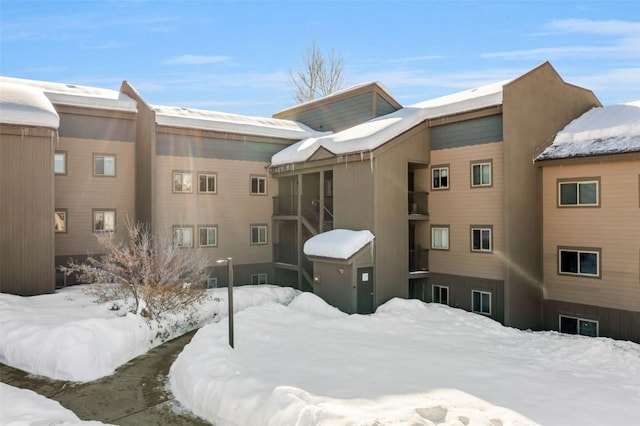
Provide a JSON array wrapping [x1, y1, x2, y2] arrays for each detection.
[[227, 257, 234, 349]]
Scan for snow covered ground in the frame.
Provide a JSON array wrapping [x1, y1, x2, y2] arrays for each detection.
[[2, 286, 639, 425]]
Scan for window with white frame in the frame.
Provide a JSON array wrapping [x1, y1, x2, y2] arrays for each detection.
[[94, 154, 115, 176], [206, 278, 218, 289], [472, 290, 491, 315], [559, 315, 598, 337], [251, 273, 268, 285], [471, 226, 492, 252], [54, 209, 67, 233], [558, 179, 599, 206], [199, 226, 217, 247], [471, 161, 491, 187], [558, 248, 600, 277], [432, 285, 449, 305], [250, 225, 267, 245], [173, 226, 193, 247], [54, 152, 66, 175], [431, 226, 449, 250], [173, 171, 193, 193], [432, 166, 449, 189], [250, 176, 267, 195], [93, 210, 115, 232], [198, 173, 217, 193]]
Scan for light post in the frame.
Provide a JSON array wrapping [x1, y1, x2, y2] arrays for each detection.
[[216, 257, 234, 349]]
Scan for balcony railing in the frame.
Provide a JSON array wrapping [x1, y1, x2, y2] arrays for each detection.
[[273, 242, 298, 265], [273, 196, 297, 216], [408, 191, 429, 216], [409, 248, 429, 272]]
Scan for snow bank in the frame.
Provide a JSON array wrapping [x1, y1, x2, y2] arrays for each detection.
[[536, 103, 640, 160], [169, 294, 640, 425], [0, 285, 298, 382], [303, 229, 374, 260], [0, 383, 107, 425], [0, 81, 59, 128]]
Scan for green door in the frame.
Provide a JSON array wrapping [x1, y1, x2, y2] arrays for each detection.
[[357, 267, 374, 314]]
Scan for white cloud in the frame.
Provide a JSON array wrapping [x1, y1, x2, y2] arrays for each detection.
[[546, 18, 640, 35], [164, 54, 231, 65]]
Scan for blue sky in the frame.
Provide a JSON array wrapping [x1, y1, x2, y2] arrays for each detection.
[[1, 0, 638, 117]]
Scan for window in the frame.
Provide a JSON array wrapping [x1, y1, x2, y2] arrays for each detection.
[[173, 171, 193, 193], [559, 248, 600, 277], [206, 278, 218, 289], [93, 210, 115, 232], [173, 226, 193, 248], [432, 166, 449, 190], [432, 285, 449, 305], [559, 315, 598, 337], [471, 161, 491, 187], [471, 226, 492, 252], [199, 226, 218, 247], [472, 290, 491, 315], [251, 273, 268, 285], [558, 179, 599, 206], [54, 152, 66, 175], [251, 176, 267, 195], [94, 154, 115, 176], [431, 226, 449, 250], [54, 209, 67, 233], [198, 173, 217, 193], [250, 225, 268, 245]]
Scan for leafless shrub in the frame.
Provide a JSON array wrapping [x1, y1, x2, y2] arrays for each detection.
[[289, 41, 345, 103], [61, 220, 210, 321]]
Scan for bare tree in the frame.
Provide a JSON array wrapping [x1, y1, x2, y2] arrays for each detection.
[[289, 41, 345, 103], [61, 220, 210, 320]]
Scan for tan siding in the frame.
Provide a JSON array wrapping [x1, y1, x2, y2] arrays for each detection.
[[54, 138, 135, 258], [429, 142, 505, 280], [153, 156, 275, 266], [1, 127, 55, 295], [542, 161, 640, 312]]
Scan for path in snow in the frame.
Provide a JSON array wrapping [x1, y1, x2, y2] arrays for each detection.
[[0, 331, 208, 425]]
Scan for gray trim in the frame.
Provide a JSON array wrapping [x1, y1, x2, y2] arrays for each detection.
[[58, 114, 136, 142], [156, 133, 288, 162], [430, 114, 503, 150]]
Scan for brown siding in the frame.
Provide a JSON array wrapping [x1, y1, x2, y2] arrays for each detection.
[[333, 161, 374, 231], [429, 141, 505, 280], [373, 124, 429, 305], [54, 138, 136, 258], [1, 126, 55, 295], [501, 62, 601, 329], [542, 161, 640, 312], [153, 156, 275, 267]]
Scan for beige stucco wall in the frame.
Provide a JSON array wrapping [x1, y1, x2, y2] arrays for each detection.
[[54, 138, 135, 257], [153, 155, 275, 266], [429, 141, 505, 280], [542, 160, 640, 312]]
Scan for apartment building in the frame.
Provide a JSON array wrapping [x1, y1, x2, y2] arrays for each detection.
[[535, 103, 640, 342], [271, 62, 599, 332], [0, 76, 319, 295], [3, 62, 636, 341]]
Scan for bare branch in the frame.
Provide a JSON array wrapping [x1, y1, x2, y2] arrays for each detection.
[[289, 41, 345, 103]]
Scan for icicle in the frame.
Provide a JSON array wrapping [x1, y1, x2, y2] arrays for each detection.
[[360, 151, 364, 162], [369, 149, 374, 173]]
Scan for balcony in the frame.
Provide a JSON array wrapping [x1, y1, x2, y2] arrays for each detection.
[[409, 248, 429, 273], [273, 196, 297, 216], [408, 191, 428, 218]]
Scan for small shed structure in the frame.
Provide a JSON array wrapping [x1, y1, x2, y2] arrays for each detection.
[[303, 229, 375, 314]]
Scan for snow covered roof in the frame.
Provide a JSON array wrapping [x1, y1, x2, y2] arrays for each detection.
[[303, 229, 374, 260], [271, 80, 508, 166], [0, 81, 59, 129], [0, 76, 137, 112], [153, 104, 326, 140], [536, 103, 640, 161]]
